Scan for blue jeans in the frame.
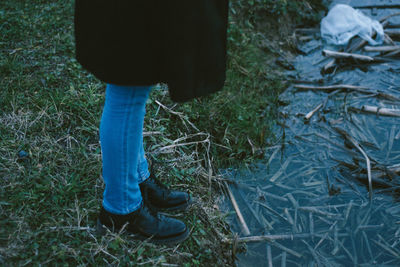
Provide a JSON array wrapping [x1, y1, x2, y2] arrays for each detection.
[[100, 84, 151, 215]]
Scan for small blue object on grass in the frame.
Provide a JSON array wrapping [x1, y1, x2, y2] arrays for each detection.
[[18, 150, 29, 159]]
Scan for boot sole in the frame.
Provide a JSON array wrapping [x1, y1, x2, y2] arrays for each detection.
[[96, 219, 190, 245]]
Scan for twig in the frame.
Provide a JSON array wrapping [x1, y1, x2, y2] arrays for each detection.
[[343, 201, 353, 224], [303, 240, 322, 265], [354, 5, 400, 9], [314, 221, 338, 250], [360, 105, 400, 117], [304, 103, 323, 121], [362, 231, 374, 261], [384, 33, 396, 46], [237, 190, 264, 227], [364, 45, 400, 52], [388, 163, 400, 174], [232, 182, 288, 202], [294, 84, 400, 101], [281, 251, 287, 267], [322, 50, 375, 62], [256, 201, 289, 221], [373, 240, 400, 258], [286, 193, 298, 208], [157, 138, 210, 153], [270, 158, 291, 182], [299, 207, 341, 218], [284, 208, 298, 232], [323, 58, 337, 72], [267, 245, 273, 267], [356, 224, 384, 231], [155, 100, 200, 132], [334, 127, 373, 200], [223, 182, 250, 236], [294, 28, 319, 34], [309, 213, 314, 242], [143, 131, 162, 136], [223, 232, 347, 244], [303, 89, 340, 122], [294, 84, 369, 91], [385, 48, 400, 57], [270, 241, 302, 258]]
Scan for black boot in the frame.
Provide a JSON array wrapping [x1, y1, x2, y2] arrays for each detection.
[[139, 173, 191, 211], [96, 203, 189, 245]]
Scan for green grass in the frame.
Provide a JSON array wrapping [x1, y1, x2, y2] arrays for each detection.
[[0, 0, 322, 265]]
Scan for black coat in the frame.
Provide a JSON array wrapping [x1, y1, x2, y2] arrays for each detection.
[[74, 1, 229, 102]]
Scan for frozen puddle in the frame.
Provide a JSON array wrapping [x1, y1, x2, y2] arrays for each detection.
[[221, 1, 400, 266]]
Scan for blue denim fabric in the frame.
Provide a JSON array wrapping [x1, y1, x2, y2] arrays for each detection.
[[100, 84, 151, 215]]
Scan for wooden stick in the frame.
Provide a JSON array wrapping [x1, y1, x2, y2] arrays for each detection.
[[223, 232, 348, 244], [331, 225, 339, 255], [347, 39, 368, 53], [294, 28, 319, 34], [323, 58, 337, 72], [344, 201, 353, 223], [257, 201, 289, 221], [354, 5, 400, 9], [309, 213, 314, 242], [334, 127, 373, 200], [362, 231, 374, 260], [388, 163, 400, 174], [373, 240, 400, 258], [360, 105, 400, 117], [357, 224, 384, 231], [299, 207, 341, 218], [294, 84, 400, 101], [364, 45, 400, 52], [143, 131, 162, 136], [385, 48, 400, 57], [157, 139, 210, 153], [303, 240, 322, 265], [284, 208, 298, 232], [314, 221, 338, 250], [155, 100, 200, 131], [270, 158, 291, 182], [223, 182, 251, 236], [270, 241, 302, 258], [281, 251, 287, 267], [286, 193, 298, 208], [294, 84, 369, 91], [322, 50, 374, 62], [267, 245, 273, 267], [384, 34, 396, 46], [304, 103, 323, 120]]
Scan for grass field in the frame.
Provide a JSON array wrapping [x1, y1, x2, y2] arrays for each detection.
[[0, 1, 321, 265]]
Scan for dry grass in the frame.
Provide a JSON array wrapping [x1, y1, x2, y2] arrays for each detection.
[[0, 0, 296, 265]]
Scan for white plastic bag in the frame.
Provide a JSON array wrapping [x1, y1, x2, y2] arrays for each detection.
[[321, 4, 384, 46]]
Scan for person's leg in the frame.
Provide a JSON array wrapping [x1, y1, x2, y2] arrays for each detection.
[[137, 138, 150, 184], [98, 84, 189, 245], [100, 84, 150, 214], [137, 137, 191, 212]]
